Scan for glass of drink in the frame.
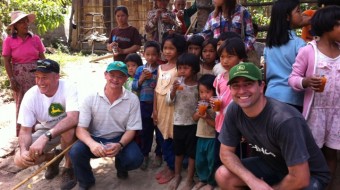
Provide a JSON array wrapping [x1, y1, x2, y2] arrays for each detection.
[[143, 66, 152, 79], [198, 100, 209, 115], [315, 75, 327, 93], [211, 96, 222, 113], [177, 76, 184, 90], [112, 43, 118, 54]]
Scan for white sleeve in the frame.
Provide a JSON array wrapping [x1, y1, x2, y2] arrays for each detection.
[[17, 89, 37, 128], [78, 93, 94, 128], [65, 82, 79, 112], [126, 95, 142, 131]]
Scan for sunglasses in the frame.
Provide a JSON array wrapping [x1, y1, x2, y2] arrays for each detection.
[[37, 60, 53, 68]]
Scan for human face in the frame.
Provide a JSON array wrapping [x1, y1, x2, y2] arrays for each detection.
[[105, 70, 128, 89], [14, 17, 29, 34], [230, 77, 264, 110], [289, 5, 302, 29], [199, 84, 214, 101], [115, 10, 128, 27], [202, 44, 217, 65], [217, 40, 224, 51], [35, 71, 59, 97], [328, 21, 340, 43], [220, 49, 242, 71], [156, 0, 170, 9], [213, 0, 225, 7], [144, 47, 159, 65], [188, 44, 202, 57], [177, 65, 193, 79], [126, 61, 139, 77], [162, 40, 178, 62], [174, 0, 186, 11]]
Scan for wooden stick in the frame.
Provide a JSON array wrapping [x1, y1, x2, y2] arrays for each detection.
[[89, 54, 113, 62], [12, 143, 75, 190], [185, 15, 198, 36]]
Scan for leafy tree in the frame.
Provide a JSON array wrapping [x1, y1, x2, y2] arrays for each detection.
[[1, 0, 71, 35]]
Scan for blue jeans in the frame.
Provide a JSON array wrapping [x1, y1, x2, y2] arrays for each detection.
[[69, 136, 143, 188]]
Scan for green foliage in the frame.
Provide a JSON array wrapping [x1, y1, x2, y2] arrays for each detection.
[[1, 0, 71, 35]]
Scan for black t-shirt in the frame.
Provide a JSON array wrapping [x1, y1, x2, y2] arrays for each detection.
[[219, 98, 330, 185], [109, 26, 142, 62]]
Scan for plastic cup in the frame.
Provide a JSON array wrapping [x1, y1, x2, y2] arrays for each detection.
[[112, 44, 118, 54], [198, 100, 209, 115], [143, 67, 152, 79], [211, 96, 222, 112], [315, 75, 327, 93], [177, 76, 184, 91]]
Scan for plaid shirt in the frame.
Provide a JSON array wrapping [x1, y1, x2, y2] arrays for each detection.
[[201, 4, 255, 51]]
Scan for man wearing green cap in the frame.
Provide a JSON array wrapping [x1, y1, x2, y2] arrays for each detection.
[[69, 61, 143, 190], [215, 62, 330, 189]]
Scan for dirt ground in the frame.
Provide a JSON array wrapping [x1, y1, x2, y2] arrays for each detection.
[[1, 57, 340, 190], [0, 58, 188, 190]]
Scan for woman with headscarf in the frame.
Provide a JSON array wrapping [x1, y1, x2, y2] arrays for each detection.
[[2, 11, 46, 136]]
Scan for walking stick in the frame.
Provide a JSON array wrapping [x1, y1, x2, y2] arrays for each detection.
[[185, 15, 198, 36], [12, 142, 75, 190]]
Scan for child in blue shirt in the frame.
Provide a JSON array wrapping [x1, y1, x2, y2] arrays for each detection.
[[132, 41, 163, 170]]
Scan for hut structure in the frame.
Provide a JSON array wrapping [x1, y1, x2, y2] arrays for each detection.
[[70, 0, 197, 52]]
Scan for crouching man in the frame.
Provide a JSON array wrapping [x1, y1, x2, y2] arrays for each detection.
[[215, 62, 330, 190], [69, 61, 143, 190], [14, 59, 79, 190]]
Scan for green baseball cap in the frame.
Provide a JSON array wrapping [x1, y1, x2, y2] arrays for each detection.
[[106, 61, 128, 76], [227, 62, 262, 85]]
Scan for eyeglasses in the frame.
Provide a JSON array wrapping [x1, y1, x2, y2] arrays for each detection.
[[37, 60, 52, 68], [107, 73, 126, 80]]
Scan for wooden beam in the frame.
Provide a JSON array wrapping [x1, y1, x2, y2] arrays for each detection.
[[241, 0, 318, 7]]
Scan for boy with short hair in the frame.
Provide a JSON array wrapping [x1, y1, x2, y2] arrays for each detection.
[[132, 41, 164, 170]]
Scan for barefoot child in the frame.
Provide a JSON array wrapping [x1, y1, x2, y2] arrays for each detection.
[[124, 53, 143, 93], [132, 41, 163, 170], [289, 5, 340, 188], [153, 33, 187, 184], [166, 53, 200, 190], [192, 74, 217, 190]]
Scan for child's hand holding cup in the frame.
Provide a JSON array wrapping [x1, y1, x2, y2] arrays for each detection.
[[143, 66, 153, 80], [211, 96, 222, 114], [198, 100, 209, 115], [176, 76, 184, 91]]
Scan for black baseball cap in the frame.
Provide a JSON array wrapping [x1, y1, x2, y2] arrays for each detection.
[[30, 59, 60, 73]]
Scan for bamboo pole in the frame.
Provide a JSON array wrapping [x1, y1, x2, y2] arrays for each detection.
[[12, 142, 75, 190]]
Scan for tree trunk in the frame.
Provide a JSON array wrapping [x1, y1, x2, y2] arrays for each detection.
[[196, 0, 214, 32]]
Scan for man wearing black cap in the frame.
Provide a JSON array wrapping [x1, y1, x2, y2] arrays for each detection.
[[215, 62, 330, 190], [14, 59, 79, 190]]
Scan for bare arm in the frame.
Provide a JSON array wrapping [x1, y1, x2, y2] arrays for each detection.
[[220, 144, 273, 190], [120, 45, 141, 55], [29, 111, 79, 155], [4, 56, 19, 92], [273, 162, 310, 190], [39, 52, 46, 59], [49, 111, 79, 137]]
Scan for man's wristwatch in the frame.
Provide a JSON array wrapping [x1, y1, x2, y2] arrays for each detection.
[[44, 130, 52, 141]]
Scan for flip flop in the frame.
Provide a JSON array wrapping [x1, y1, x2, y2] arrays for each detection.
[[157, 173, 174, 184]]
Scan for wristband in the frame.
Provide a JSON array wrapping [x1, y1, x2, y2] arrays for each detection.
[[118, 142, 124, 149]]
